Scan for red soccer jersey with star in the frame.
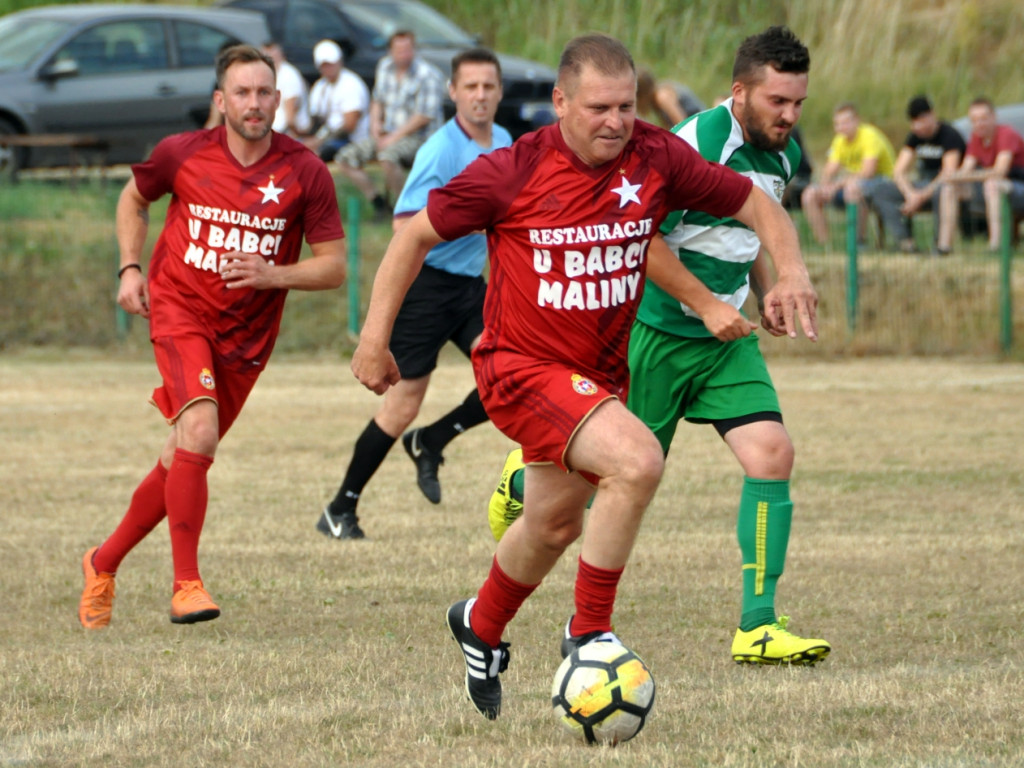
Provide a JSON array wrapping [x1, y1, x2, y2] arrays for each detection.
[[133, 126, 343, 369], [426, 120, 753, 390]]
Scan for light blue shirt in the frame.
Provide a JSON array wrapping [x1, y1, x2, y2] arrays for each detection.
[[394, 117, 512, 276]]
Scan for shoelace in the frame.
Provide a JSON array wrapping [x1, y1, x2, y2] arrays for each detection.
[[175, 581, 210, 606], [773, 615, 793, 634], [86, 574, 115, 605]]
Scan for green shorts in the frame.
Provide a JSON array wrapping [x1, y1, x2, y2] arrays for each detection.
[[626, 321, 780, 453]]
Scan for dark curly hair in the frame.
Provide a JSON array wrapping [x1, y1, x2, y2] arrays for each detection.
[[732, 26, 809, 86]]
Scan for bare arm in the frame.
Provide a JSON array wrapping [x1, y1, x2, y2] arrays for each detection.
[[221, 237, 346, 293], [351, 209, 444, 393], [379, 113, 431, 147], [730, 186, 817, 340], [857, 155, 879, 179], [646, 235, 756, 341], [892, 147, 917, 198], [654, 84, 687, 126], [115, 177, 152, 318], [748, 248, 786, 337]]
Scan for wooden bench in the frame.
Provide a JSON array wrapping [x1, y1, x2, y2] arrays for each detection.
[[0, 133, 110, 188]]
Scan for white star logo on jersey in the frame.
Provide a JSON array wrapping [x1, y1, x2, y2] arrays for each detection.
[[258, 178, 284, 204], [610, 176, 642, 208]]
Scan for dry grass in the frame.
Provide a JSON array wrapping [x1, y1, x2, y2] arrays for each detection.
[[2, 352, 1024, 767]]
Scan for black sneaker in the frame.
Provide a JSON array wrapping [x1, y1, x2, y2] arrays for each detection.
[[402, 428, 444, 504], [560, 615, 622, 659], [316, 507, 365, 540], [446, 598, 510, 719]]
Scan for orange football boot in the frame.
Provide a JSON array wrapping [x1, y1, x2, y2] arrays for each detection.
[[169, 580, 221, 624], [79, 546, 115, 629]]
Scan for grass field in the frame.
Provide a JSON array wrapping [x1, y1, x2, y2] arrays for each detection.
[[2, 352, 1023, 767]]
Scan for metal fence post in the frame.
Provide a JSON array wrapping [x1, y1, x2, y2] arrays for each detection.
[[846, 201, 859, 333], [999, 191, 1013, 353], [346, 195, 361, 338]]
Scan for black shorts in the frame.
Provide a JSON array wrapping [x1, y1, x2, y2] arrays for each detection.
[[390, 264, 486, 379]]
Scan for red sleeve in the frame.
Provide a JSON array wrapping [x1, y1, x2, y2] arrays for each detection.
[[297, 153, 345, 244], [654, 125, 753, 219], [131, 132, 195, 201], [425, 134, 541, 241]]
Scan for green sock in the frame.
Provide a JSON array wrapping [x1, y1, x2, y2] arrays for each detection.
[[510, 467, 525, 502], [737, 477, 792, 632]]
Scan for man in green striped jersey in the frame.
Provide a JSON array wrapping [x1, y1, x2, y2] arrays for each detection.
[[630, 25, 829, 665]]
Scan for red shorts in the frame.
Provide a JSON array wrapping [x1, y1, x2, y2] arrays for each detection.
[[473, 348, 627, 483], [150, 334, 260, 436]]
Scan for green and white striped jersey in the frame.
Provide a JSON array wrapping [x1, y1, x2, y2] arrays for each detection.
[[635, 99, 801, 338]]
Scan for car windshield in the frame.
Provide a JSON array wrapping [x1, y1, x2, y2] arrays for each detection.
[[0, 17, 72, 72], [344, 0, 474, 47]]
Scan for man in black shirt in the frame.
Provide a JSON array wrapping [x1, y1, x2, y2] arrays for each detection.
[[891, 95, 967, 251]]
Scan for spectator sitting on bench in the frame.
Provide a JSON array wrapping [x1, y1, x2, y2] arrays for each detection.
[[304, 39, 369, 162], [802, 102, 904, 249], [890, 95, 965, 254], [335, 30, 444, 216], [937, 96, 1024, 254]]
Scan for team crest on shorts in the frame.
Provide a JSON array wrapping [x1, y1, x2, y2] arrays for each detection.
[[571, 373, 598, 396], [199, 368, 215, 390]]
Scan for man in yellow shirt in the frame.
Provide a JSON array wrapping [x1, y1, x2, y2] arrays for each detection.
[[802, 102, 905, 248]]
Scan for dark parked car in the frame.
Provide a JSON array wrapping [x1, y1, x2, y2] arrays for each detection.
[[218, 0, 557, 138], [0, 4, 270, 172]]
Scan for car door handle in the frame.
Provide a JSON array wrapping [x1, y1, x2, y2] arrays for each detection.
[[157, 84, 177, 96]]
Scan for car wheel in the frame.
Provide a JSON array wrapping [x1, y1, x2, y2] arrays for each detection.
[[0, 118, 28, 180]]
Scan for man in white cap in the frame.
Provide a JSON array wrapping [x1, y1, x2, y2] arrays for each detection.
[[306, 39, 371, 163]]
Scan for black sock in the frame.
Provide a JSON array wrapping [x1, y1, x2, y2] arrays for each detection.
[[419, 389, 489, 454], [371, 194, 388, 211], [328, 419, 396, 515]]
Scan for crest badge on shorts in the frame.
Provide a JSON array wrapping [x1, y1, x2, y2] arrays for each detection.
[[571, 373, 598, 396], [199, 368, 215, 390]]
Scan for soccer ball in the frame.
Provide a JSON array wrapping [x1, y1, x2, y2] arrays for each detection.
[[550, 642, 655, 745]]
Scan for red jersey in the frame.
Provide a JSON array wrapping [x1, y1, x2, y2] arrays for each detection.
[[134, 126, 343, 368], [967, 124, 1024, 179], [427, 120, 752, 389]]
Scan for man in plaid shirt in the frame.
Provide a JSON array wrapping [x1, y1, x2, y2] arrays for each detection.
[[337, 30, 444, 215]]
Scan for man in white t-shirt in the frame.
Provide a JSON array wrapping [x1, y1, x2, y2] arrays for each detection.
[[262, 41, 311, 137], [305, 39, 370, 163]]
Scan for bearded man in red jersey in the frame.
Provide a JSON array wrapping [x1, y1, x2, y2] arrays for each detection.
[[78, 45, 345, 629]]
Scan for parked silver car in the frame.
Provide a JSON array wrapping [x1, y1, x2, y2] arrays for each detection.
[[0, 4, 270, 172]]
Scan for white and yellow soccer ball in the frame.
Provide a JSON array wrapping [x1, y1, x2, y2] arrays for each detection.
[[550, 642, 655, 745]]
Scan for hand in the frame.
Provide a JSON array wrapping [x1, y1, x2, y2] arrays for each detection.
[[117, 269, 150, 319], [701, 301, 758, 342], [762, 272, 818, 341], [351, 342, 401, 395], [220, 251, 276, 290], [900, 190, 925, 216], [376, 133, 398, 151]]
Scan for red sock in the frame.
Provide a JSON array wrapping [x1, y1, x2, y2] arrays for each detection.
[[570, 557, 624, 637], [470, 556, 539, 647], [165, 448, 213, 591], [93, 461, 169, 574]]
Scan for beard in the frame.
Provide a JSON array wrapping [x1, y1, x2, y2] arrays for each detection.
[[742, 100, 792, 152], [227, 111, 271, 142]]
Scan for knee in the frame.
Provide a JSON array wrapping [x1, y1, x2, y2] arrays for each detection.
[[615, 437, 665, 493], [749, 434, 794, 478], [527, 514, 583, 553], [176, 419, 218, 456]]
